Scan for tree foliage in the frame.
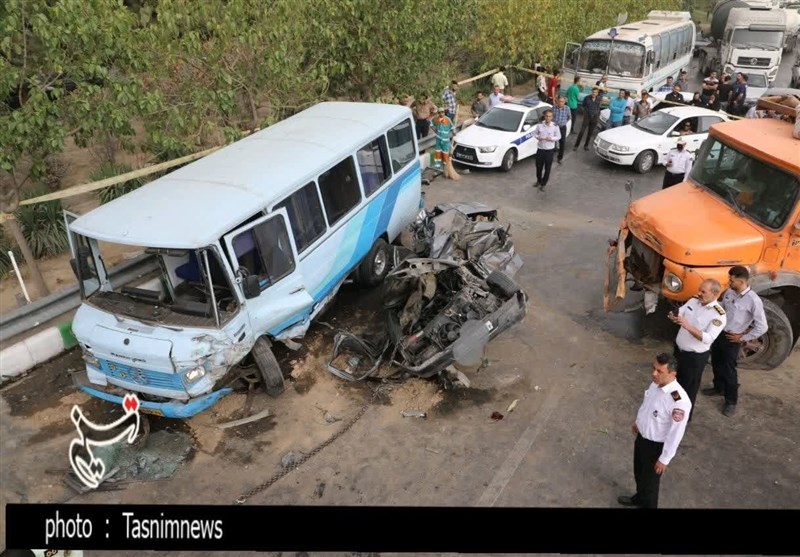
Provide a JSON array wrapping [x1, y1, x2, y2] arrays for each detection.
[[469, 0, 683, 71]]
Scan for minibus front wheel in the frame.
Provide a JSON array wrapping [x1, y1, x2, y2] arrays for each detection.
[[252, 337, 286, 397], [356, 238, 390, 286]]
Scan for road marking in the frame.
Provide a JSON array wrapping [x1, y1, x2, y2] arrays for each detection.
[[474, 380, 565, 507]]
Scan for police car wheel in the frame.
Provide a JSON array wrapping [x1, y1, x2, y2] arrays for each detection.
[[738, 298, 793, 371], [252, 337, 285, 397], [501, 149, 517, 172]]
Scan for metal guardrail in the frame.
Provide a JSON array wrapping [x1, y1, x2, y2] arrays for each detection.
[[0, 254, 159, 343]]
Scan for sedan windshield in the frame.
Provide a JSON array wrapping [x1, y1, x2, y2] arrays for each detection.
[[632, 112, 679, 135], [690, 137, 800, 229], [475, 107, 523, 132]]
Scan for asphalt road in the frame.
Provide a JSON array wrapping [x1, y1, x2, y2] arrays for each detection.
[[1, 50, 798, 557]]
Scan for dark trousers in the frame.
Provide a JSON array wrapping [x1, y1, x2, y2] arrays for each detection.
[[574, 116, 598, 148], [557, 125, 567, 161], [674, 346, 710, 417], [633, 433, 664, 509], [416, 118, 430, 139], [535, 148, 555, 186], [711, 334, 740, 404], [570, 108, 578, 127], [662, 171, 684, 189]]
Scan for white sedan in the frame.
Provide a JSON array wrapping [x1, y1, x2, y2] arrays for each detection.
[[452, 99, 571, 172], [593, 105, 730, 173]]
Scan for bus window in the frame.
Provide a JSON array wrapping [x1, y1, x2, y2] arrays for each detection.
[[387, 119, 416, 172], [578, 40, 645, 78], [357, 136, 392, 197], [681, 26, 691, 55], [669, 30, 678, 60], [318, 156, 362, 226], [274, 181, 327, 253], [652, 34, 662, 69]]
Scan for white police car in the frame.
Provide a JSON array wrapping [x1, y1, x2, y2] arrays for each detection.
[[452, 98, 571, 172]]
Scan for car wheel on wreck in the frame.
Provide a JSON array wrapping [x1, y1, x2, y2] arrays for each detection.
[[355, 237, 391, 286], [487, 270, 521, 297], [252, 337, 285, 396]]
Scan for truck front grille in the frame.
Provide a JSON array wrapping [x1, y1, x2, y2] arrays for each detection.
[[736, 56, 771, 67], [624, 236, 664, 284]]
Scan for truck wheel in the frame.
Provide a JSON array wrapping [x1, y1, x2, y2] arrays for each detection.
[[738, 298, 793, 370], [356, 237, 390, 286], [633, 150, 656, 174], [501, 149, 517, 172], [252, 337, 285, 396], [487, 270, 521, 298]]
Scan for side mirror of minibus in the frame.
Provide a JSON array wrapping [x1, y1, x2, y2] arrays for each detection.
[[243, 275, 261, 299]]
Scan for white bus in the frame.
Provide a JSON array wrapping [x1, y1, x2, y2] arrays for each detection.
[[66, 102, 422, 418], [560, 11, 696, 101]]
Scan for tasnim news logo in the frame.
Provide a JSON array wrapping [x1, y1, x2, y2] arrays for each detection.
[[69, 393, 141, 488]]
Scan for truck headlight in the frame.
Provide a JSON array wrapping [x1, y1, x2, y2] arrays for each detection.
[[611, 144, 630, 152], [479, 146, 498, 153], [184, 365, 206, 383], [82, 347, 99, 368], [663, 273, 683, 293]]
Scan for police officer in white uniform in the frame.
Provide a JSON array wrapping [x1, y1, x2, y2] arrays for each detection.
[[618, 353, 692, 509], [662, 137, 694, 189], [668, 279, 727, 418], [705, 266, 768, 417]]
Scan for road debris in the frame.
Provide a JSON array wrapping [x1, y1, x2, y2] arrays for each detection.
[[324, 411, 341, 424], [506, 399, 519, 414], [214, 408, 271, 429], [281, 451, 301, 469], [326, 203, 527, 385], [401, 410, 427, 418], [490, 411, 504, 421], [314, 482, 326, 498]]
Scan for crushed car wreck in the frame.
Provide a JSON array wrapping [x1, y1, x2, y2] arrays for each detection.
[[327, 203, 527, 382]]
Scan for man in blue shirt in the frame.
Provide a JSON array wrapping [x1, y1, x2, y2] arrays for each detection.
[[550, 96, 571, 164], [730, 73, 748, 116], [658, 76, 675, 92], [608, 89, 628, 128]]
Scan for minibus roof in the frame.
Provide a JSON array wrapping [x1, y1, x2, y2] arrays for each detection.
[[70, 102, 413, 248]]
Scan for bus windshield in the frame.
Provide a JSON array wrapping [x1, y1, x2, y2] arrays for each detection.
[[578, 40, 645, 78], [730, 29, 784, 50], [690, 137, 800, 230]]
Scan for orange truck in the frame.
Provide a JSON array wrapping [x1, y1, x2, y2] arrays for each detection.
[[605, 94, 800, 369]]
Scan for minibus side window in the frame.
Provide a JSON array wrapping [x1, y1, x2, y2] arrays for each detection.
[[357, 137, 392, 197], [387, 119, 416, 172], [274, 181, 327, 253], [232, 215, 295, 289], [318, 156, 361, 226]]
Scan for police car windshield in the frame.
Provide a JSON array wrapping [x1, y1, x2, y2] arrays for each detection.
[[475, 107, 523, 132], [690, 137, 800, 230], [632, 111, 679, 135]]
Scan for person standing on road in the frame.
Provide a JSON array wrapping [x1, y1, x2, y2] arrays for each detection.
[[548, 69, 561, 103], [658, 76, 675, 93], [718, 74, 733, 111], [551, 96, 571, 164], [633, 90, 652, 121], [705, 266, 768, 417], [489, 84, 512, 107], [668, 279, 726, 418], [431, 107, 454, 169], [677, 70, 690, 92], [665, 84, 684, 105], [618, 353, 691, 509], [491, 66, 509, 93], [623, 90, 635, 125], [532, 109, 561, 191], [442, 80, 459, 125], [412, 94, 436, 139], [471, 91, 489, 118], [573, 87, 602, 151], [608, 89, 627, 128], [702, 71, 720, 99], [537, 67, 548, 102], [730, 73, 748, 116], [566, 76, 582, 126]]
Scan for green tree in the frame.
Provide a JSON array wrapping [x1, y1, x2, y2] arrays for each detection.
[[0, 0, 153, 297]]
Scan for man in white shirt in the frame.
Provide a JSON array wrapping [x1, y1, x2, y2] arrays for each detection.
[[536, 66, 548, 102], [491, 66, 509, 93], [661, 138, 694, 189], [532, 109, 561, 191], [618, 353, 692, 509], [668, 279, 726, 418], [488, 85, 512, 107]]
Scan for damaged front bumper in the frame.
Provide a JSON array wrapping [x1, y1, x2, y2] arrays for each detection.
[[72, 369, 232, 418]]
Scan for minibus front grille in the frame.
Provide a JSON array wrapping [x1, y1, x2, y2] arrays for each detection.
[[98, 359, 184, 391]]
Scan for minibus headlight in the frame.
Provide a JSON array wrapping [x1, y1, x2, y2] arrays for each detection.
[[664, 273, 683, 293], [184, 366, 206, 383], [479, 146, 498, 153], [82, 347, 99, 368]]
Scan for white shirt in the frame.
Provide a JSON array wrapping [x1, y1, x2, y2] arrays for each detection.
[[719, 287, 768, 342], [665, 148, 694, 179], [635, 379, 692, 465], [491, 72, 508, 90], [624, 97, 635, 116], [675, 297, 727, 353], [489, 93, 503, 107], [537, 74, 547, 93], [533, 121, 561, 150]]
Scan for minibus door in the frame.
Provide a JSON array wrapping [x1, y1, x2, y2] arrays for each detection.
[[223, 209, 314, 337]]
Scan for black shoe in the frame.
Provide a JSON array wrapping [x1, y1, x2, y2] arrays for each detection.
[[534, 181, 541, 188], [557, 158, 563, 165], [573, 145, 578, 151], [584, 145, 589, 151], [702, 387, 723, 397], [723, 403, 737, 417], [617, 495, 642, 507]]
